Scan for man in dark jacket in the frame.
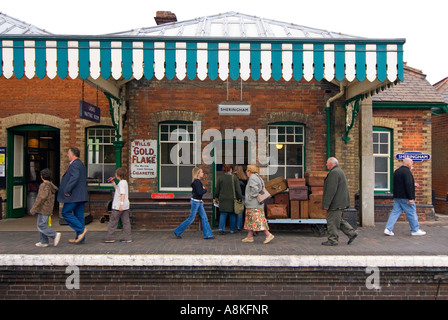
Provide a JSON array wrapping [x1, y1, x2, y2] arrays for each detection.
[[321, 157, 357, 246], [384, 158, 426, 236], [58, 147, 88, 243]]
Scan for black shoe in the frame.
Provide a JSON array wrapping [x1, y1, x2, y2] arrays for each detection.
[[174, 231, 182, 239], [204, 236, 215, 240], [321, 241, 338, 246], [218, 231, 227, 235], [347, 233, 358, 245]]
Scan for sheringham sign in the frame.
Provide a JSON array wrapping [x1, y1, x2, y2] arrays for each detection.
[[395, 151, 431, 162], [218, 103, 251, 115]]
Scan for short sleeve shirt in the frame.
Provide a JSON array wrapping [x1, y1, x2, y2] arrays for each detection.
[[112, 180, 130, 210]]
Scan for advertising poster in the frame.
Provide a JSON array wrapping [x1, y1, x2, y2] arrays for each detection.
[[130, 140, 157, 178]]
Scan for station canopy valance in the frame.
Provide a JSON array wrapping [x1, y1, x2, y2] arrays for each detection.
[[0, 12, 404, 84]]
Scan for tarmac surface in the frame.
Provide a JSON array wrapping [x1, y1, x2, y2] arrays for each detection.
[[0, 214, 447, 260]]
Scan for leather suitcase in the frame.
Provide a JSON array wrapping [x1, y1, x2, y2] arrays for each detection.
[[305, 171, 328, 187], [266, 204, 288, 219], [290, 200, 300, 219], [265, 177, 287, 196], [300, 200, 309, 219], [287, 178, 309, 200], [308, 194, 327, 219]]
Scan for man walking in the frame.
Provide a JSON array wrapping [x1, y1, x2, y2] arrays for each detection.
[[384, 157, 426, 236], [321, 157, 358, 246], [57, 147, 88, 243]]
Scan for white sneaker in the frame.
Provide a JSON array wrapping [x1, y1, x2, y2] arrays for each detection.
[[384, 228, 394, 236], [411, 229, 426, 236], [35, 242, 48, 247], [54, 232, 62, 246]]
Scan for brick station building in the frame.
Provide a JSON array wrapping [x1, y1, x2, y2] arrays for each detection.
[[1, 11, 443, 229]]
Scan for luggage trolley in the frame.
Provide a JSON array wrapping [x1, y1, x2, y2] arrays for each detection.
[[265, 176, 328, 236]]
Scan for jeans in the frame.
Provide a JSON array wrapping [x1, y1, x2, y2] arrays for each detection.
[[219, 211, 237, 233], [386, 198, 420, 232], [236, 213, 244, 230], [61, 202, 86, 241], [37, 214, 57, 244], [174, 199, 214, 238]]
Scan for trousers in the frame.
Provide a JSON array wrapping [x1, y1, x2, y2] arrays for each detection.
[[326, 209, 356, 244]]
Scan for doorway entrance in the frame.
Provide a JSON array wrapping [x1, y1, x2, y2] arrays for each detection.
[[6, 125, 60, 218], [212, 139, 250, 227]]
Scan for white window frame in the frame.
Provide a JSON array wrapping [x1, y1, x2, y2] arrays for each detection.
[[159, 122, 197, 191], [373, 128, 392, 192], [86, 127, 116, 186], [267, 123, 305, 180]]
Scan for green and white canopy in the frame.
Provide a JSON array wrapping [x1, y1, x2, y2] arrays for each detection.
[[0, 12, 404, 97]]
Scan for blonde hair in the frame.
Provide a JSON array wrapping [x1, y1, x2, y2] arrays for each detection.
[[246, 164, 259, 174], [192, 167, 202, 182]]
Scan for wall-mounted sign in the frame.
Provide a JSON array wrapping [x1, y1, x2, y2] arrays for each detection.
[[79, 100, 101, 123], [395, 151, 431, 162], [131, 140, 157, 178], [218, 102, 251, 115], [0, 147, 5, 189]]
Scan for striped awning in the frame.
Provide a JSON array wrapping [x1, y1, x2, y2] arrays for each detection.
[[0, 37, 404, 83]]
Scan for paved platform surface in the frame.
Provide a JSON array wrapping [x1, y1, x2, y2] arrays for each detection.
[[0, 214, 447, 262]]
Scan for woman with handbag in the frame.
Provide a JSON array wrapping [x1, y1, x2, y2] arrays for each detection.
[[242, 164, 275, 244], [214, 164, 243, 234]]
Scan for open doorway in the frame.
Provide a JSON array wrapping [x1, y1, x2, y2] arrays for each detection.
[[6, 125, 60, 218], [212, 139, 250, 227]]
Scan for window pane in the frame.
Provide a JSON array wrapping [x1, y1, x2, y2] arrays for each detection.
[[88, 164, 103, 180], [380, 144, 388, 154], [380, 133, 389, 143], [286, 144, 302, 166], [161, 166, 178, 188], [104, 145, 116, 163], [375, 173, 388, 189], [287, 166, 303, 179], [161, 143, 176, 164], [179, 166, 195, 188], [375, 157, 388, 173]]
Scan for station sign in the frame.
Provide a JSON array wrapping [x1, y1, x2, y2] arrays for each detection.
[[395, 151, 431, 162]]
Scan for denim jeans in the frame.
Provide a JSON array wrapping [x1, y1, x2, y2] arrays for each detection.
[[174, 199, 214, 238], [236, 213, 244, 230], [219, 211, 237, 233], [37, 214, 57, 244], [61, 202, 86, 240], [386, 198, 420, 232]]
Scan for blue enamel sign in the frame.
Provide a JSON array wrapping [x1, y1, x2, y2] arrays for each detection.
[[395, 151, 431, 162]]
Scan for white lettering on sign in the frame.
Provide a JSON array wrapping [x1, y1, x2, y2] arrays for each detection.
[[131, 140, 157, 178]]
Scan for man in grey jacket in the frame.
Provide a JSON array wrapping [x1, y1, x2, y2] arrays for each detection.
[[321, 157, 357, 246]]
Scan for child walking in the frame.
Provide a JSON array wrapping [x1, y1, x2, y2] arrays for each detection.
[[104, 167, 132, 243], [30, 168, 61, 247], [173, 167, 214, 239]]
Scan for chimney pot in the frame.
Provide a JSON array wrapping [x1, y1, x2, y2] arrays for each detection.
[[155, 11, 177, 25]]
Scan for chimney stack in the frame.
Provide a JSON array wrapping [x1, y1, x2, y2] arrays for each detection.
[[154, 11, 177, 25]]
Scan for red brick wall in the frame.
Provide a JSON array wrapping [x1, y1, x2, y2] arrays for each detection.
[[432, 112, 448, 214], [125, 78, 336, 193], [373, 108, 432, 206]]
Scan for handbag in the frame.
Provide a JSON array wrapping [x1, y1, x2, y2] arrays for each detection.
[[232, 175, 245, 214], [255, 175, 271, 203]]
